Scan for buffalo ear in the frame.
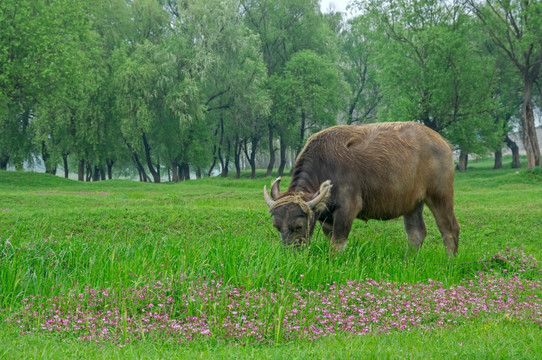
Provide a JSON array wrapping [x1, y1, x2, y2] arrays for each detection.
[[307, 180, 332, 211], [270, 177, 282, 200]]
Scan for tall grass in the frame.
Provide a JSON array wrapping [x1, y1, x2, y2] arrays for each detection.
[[2, 163, 539, 301]]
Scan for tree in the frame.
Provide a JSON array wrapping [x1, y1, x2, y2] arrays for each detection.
[[491, 47, 523, 169], [355, 0, 501, 170], [271, 50, 341, 156], [114, 40, 200, 182], [114, 0, 202, 182], [0, 0, 92, 171], [340, 15, 381, 124], [241, 0, 338, 176], [468, 0, 542, 170], [187, 0, 270, 179], [77, 0, 132, 181]]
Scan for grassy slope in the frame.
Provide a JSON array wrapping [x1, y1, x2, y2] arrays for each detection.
[[0, 156, 541, 358]]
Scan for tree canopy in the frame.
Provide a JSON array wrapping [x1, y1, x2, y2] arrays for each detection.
[[1, 0, 540, 178]]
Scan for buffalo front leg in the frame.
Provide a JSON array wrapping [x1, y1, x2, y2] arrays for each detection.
[[330, 207, 359, 252], [320, 220, 333, 239], [403, 203, 427, 258]]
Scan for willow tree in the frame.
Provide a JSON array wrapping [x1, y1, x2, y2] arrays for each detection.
[[340, 15, 381, 124], [114, 0, 203, 183], [468, 0, 542, 170], [189, 0, 270, 179], [355, 0, 501, 170], [240, 0, 338, 176], [271, 50, 341, 159], [0, 0, 92, 171]]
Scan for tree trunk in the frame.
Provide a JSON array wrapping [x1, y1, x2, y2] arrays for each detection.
[[172, 158, 180, 182], [180, 163, 190, 181], [78, 159, 85, 181], [297, 111, 306, 155], [123, 136, 149, 182], [220, 152, 230, 178], [86, 163, 92, 182], [347, 86, 365, 125], [521, 78, 541, 171], [278, 135, 287, 176], [217, 117, 229, 177], [100, 167, 106, 181], [142, 133, 160, 183], [505, 135, 521, 169], [41, 142, 57, 175], [184, 163, 190, 180], [234, 136, 242, 179], [0, 154, 9, 170], [458, 151, 468, 172], [218, 146, 228, 177], [218, 144, 226, 177], [219, 136, 230, 178], [92, 166, 100, 181], [62, 154, 69, 178], [133, 152, 149, 182], [266, 124, 275, 177], [196, 167, 202, 179], [243, 137, 259, 179], [106, 159, 114, 180], [494, 150, 502, 169], [207, 123, 221, 177], [207, 156, 217, 177], [221, 160, 229, 177]]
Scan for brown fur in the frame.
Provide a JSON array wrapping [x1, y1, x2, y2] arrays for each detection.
[[267, 122, 460, 256]]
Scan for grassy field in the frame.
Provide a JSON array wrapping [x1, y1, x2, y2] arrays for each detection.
[[0, 156, 541, 359]]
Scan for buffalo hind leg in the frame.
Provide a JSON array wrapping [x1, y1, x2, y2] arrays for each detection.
[[426, 196, 460, 256], [403, 203, 427, 258]]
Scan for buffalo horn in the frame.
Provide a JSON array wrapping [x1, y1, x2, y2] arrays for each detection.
[[306, 180, 332, 209], [263, 185, 275, 207], [270, 177, 281, 199]]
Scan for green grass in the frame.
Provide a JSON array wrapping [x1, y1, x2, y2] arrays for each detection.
[[1, 320, 540, 359], [0, 155, 541, 358]]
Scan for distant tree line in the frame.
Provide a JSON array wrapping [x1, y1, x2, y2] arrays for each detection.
[[1, 0, 541, 181]]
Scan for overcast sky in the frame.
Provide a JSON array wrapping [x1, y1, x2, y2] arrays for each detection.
[[320, 0, 351, 13]]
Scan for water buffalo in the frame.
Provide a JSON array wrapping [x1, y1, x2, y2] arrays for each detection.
[[264, 122, 460, 256]]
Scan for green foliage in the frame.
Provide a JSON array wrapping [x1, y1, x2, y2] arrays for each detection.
[[196, 0, 271, 173], [1, 0, 538, 178], [340, 15, 381, 124], [468, 0, 542, 170], [271, 50, 341, 149], [357, 0, 502, 155], [241, 0, 340, 173], [0, 0, 93, 169]]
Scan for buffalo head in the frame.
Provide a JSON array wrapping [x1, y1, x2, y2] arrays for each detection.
[[264, 177, 332, 246]]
